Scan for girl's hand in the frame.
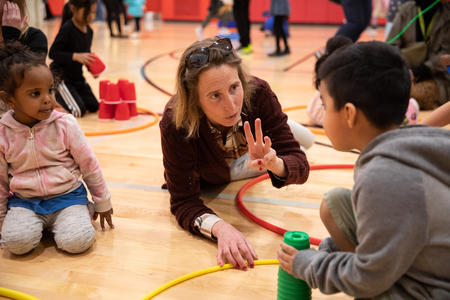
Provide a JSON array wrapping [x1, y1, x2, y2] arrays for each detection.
[[212, 220, 258, 270], [73, 52, 95, 65], [277, 242, 299, 275], [93, 208, 114, 231], [2, 1, 27, 30], [244, 118, 287, 178]]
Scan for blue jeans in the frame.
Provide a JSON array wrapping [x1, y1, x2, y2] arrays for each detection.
[[335, 0, 372, 42]]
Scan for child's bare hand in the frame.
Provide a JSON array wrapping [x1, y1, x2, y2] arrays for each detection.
[[277, 242, 299, 275], [2, 1, 27, 30], [244, 118, 287, 178], [93, 208, 114, 231], [73, 52, 95, 65]]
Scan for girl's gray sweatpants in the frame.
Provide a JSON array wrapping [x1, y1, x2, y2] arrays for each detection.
[[1, 204, 95, 255]]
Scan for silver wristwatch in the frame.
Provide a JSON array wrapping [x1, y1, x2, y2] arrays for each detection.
[[194, 213, 222, 240]]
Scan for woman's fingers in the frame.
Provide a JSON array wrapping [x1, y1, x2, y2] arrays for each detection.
[[231, 245, 247, 269], [254, 118, 263, 145], [222, 247, 238, 268], [263, 136, 272, 154], [243, 121, 255, 152]]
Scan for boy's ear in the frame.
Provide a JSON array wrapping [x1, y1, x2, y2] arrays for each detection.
[[0, 91, 15, 108], [344, 102, 357, 128]]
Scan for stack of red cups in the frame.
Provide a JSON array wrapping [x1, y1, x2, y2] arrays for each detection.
[[98, 79, 137, 121]]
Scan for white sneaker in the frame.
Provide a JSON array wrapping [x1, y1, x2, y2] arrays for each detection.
[[130, 32, 140, 38], [195, 26, 204, 40]]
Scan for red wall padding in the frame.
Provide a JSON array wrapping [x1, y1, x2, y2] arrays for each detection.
[[47, 0, 65, 17], [154, 0, 346, 24]]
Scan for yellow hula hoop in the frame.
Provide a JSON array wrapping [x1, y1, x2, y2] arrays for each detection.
[[282, 105, 326, 136], [141, 259, 279, 300], [84, 107, 160, 137], [0, 287, 39, 300]]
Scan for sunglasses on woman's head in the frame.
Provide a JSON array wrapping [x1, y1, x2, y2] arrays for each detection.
[[186, 38, 233, 69]]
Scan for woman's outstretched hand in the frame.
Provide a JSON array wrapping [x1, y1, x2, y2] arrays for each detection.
[[212, 220, 258, 270], [244, 118, 287, 178]]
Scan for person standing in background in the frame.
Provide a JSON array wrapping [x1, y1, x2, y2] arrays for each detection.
[[233, 0, 252, 54], [102, 0, 127, 38], [335, 0, 372, 42], [124, 0, 145, 38], [268, 0, 290, 56]]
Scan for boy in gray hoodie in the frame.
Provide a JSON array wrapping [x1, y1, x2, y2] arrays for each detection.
[[277, 39, 450, 299]]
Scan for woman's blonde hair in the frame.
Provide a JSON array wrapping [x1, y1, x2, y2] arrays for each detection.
[[172, 38, 252, 139]]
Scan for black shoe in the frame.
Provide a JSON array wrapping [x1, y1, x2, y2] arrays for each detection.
[[268, 50, 282, 57], [284, 48, 291, 55]]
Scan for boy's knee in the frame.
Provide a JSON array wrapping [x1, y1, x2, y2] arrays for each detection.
[[1, 228, 42, 255], [55, 224, 95, 254], [320, 199, 332, 224], [321, 187, 351, 222]]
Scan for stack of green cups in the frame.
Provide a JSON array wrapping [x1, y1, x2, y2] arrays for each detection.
[[277, 231, 311, 300]]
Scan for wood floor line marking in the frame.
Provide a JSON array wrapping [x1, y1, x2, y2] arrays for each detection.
[[105, 181, 320, 209]]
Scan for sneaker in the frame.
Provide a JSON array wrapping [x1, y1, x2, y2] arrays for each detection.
[[239, 44, 253, 54], [403, 98, 419, 125], [130, 32, 140, 38], [195, 26, 204, 40], [284, 47, 290, 55], [268, 50, 283, 57]]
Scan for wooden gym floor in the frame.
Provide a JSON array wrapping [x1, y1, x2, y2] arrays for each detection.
[[0, 18, 433, 300]]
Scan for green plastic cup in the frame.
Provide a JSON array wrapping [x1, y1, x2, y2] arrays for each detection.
[[277, 231, 311, 300]]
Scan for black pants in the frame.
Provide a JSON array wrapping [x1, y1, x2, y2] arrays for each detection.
[[273, 15, 288, 52], [102, 0, 122, 36], [134, 17, 141, 31], [118, 0, 128, 25], [335, 0, 372, 42], [56, 80, 99, 117], [233, 0, 251, 47]]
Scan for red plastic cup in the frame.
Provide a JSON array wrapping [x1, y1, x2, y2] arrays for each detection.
[[98, 100, 116, 119], [99, 80, 110, 101], [118, 79, 129, 100], [87, 54, 106, 76], [105, 83, 121, 104], [114, 101, 130, 121], [128, 102, 138, 117], [119, 80, 136, 101]]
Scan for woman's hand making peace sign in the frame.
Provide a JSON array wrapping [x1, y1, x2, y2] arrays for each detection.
[[244, 118, 287, 178]]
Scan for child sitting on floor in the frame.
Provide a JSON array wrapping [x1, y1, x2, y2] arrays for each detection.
[[0, 42, 113, 255], [278, 38, 450, 299]]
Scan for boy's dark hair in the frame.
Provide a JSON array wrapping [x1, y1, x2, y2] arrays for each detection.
[[61, 0, 97, 26], [0, 42, 55, 97], [315, 38, 411, 129], [314, 35, 353, 81]]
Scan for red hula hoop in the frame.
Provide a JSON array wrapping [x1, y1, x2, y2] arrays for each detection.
[[235, 164, 355, 246]]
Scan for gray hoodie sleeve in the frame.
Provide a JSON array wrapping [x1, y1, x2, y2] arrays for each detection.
[[291, 160, 427, 297]]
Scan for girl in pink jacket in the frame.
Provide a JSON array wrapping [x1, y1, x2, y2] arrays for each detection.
[[0, 42, 113, 255]]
